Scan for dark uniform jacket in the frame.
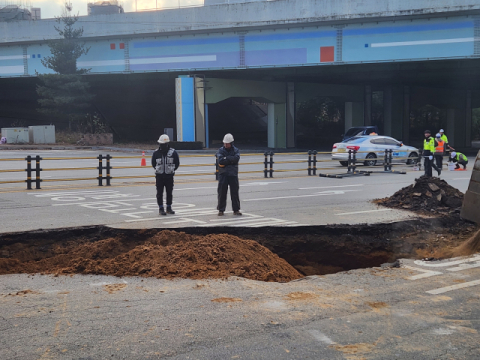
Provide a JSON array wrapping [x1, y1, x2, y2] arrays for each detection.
[[217, 145, 240, 176], [151, 147, 179, 176]]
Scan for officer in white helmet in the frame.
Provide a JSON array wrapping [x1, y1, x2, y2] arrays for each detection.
[[151, 134, 180, 215], [216, 133, 241, 216]]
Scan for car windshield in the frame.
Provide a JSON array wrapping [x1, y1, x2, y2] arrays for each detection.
[[344, 137, 366, 144], [344, 128, 364, 137]]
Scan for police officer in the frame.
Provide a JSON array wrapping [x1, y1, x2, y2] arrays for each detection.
[[450, 151, 469, 170], [151, 134, 179, 215], [217, 133, 241, 216], [423, 130, 441, 177]]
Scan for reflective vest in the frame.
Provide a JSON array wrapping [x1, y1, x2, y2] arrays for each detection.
[[453, 152, 468, 162], [423, 137, 435, 153], [155, 148, 176, 175], [435, 139, 445, 154], [440, 134, 448, 144]]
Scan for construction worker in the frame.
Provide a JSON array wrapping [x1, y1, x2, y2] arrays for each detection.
[[423, 130, 441, 177], [217, 133, 241, 216], [151, 134, 180, 215], [450, 151, 469, 170], [434, 133, 445, 170], [439, 129, 455, 153]]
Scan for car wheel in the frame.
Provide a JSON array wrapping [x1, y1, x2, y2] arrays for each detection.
[[364, 153, 377, 166], [407, 152, 418, 165], [339, 161, 348, 167]]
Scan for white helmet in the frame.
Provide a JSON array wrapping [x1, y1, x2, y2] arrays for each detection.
[[439, 129, 445, 133], [451, 152, 457, 158], [436, 133, 441, 138], [157, 134, 170, 144], [223, 133, 234, 144]]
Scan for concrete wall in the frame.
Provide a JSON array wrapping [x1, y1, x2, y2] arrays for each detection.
[[1, 0, 479, 44]]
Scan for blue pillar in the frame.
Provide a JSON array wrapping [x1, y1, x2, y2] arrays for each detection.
[[175, 77, 195, 141]]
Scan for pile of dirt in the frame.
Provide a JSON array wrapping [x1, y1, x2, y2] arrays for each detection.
[[450, 229, 480, 257], [0, 230, 302, 282], [374, 176, 464, 215]]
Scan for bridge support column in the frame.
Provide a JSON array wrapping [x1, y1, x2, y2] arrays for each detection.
[[402, 86, 410, 144], [268, 103, 287, 149], [466, 90, 472, 147], [447, 108, 456, 147], [384, 86, 404, 139], [364, 85, 372, 126], [345, 102, 364, 131], [286, 82, 295, 148], [175, 76, 206, 146]]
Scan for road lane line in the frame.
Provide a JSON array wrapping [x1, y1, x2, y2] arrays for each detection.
[[426, 280, 480, 295], [244, 190, 360, 201], [446, 262, 480, 272], [308, 330, 336, 345], [414, 255, 480, 267], [335, 209, 393, 216], [299, 184, 364, 190], [403, 265, 443, 280]]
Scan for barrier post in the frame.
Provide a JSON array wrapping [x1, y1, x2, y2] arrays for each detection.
[[97, 154, 103, 186], [269, 151, 274, 178], [34, 155, 42, 189], [264, 152, 268, 178], [388, 149, 393, 171], [106, 154, 112, 186], [347, 150, 353, 172], [308, 150, 312, 176], [313, 150, 317, 176], [25, 155, 32, 190], [384, 150, 389, 171]]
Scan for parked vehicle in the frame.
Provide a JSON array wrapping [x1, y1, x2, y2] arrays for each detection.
[[342, 126, 379, 141], [332, 135, 419, 166]]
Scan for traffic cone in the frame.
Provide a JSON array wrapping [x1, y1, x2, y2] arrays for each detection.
[[141, 151, 146, 166]]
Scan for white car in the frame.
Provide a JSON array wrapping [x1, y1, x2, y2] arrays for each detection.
[[332, 135, 419, 166]]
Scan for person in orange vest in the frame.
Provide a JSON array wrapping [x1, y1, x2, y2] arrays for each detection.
[[434, 133, 445, 170]]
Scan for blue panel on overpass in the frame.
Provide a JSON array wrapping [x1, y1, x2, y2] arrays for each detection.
[[0, 15, 476, 77]]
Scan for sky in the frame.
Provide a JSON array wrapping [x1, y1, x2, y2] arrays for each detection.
[[8, 0, 203, 19]]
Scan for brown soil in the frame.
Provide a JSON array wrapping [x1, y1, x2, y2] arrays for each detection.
[[211, 297, 243, 303], [374, 176, 464, 215], [0, 230, 302, 282], [447, 229, 480, 258]]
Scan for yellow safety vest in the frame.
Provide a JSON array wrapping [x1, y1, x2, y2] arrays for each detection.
[[423, 137, 435, 153], [454, 152, 468, 162], [440, 134, 448, 143]]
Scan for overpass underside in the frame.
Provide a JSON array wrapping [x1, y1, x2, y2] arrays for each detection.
[[1, 58, 480, 150]]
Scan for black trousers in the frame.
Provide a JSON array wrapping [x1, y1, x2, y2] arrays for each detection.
[[424, 156, 440, 177], [217, 174, 240, 212], [456, 159, 468, 169], [156, 175, 174, 208], [434, 154, 443, 169]]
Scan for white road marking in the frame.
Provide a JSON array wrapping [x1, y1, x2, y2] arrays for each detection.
[[244, 190, 360, 201], [446, 262, 480, 272], [403, 265, 443, 280], [414, 255, 480, 267], [124, 210, 219, 222], [163, 218, 207, 225], [335, 209, 393, 216], [298, 184, 364, 190], [426, 280, 480, 295], [308, 330, 336, 345], [175, 186, 217, 191]]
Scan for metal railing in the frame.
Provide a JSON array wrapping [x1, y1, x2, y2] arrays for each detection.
[[0, 150, 420, 190]]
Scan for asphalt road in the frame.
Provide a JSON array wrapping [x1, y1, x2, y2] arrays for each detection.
[[1, 149, 478, 360], [0, 150, 473, 233], [1, 256, 480, 359]]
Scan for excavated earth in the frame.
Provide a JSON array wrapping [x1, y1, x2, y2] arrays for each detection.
[[0, 215, 478, 280], [374, 175, 464, 215]]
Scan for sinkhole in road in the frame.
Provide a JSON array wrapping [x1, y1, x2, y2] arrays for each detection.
[[0, 215, 476, 281]]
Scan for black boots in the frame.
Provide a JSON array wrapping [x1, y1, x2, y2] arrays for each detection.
[[166, 206, 175, 215]]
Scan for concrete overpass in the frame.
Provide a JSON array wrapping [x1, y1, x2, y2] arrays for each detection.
[[1, 0, 480, 149]]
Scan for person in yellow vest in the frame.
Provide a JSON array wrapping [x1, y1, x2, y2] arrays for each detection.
[[439, 129, 455, 153], [434, 133, 445, 170], [450, 151, 468, 170], [423, 130, 441, 177]]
